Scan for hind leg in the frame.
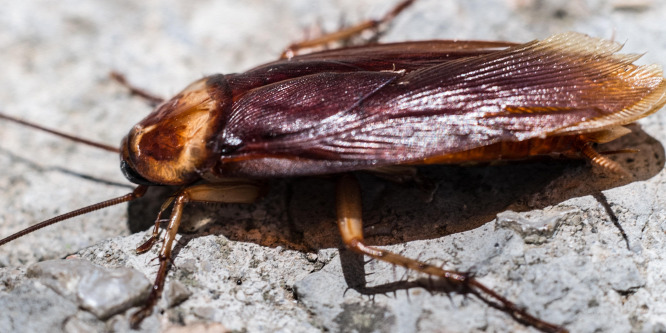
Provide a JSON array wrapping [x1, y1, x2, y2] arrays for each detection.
[[335, 174, 566, 333]]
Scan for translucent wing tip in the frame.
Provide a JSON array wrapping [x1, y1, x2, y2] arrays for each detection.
[[541, 32, 666, 135]]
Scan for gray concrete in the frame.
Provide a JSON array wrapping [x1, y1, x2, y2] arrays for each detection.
[[1, 1, 666, 332]]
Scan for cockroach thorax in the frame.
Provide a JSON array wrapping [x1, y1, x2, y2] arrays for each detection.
[[121, 75, 231, 185]]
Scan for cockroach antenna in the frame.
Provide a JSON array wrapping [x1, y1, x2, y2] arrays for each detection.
[[0, 110, 147, 246], [0, 112, 120, 153], [0, 186, 147, 247]]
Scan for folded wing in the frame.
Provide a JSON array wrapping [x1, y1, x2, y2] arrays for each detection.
[[223, 32, 666, 166]]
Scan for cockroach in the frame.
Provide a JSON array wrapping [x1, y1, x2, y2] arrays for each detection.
[[1, 1, 665, 332]]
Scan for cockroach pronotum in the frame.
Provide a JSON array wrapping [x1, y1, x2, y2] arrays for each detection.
[[1, 1, 665, 332]]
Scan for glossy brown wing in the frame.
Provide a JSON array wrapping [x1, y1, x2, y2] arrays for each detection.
[[218, 32, 666, 177], [226, 40, 517, 95], [282, 40, 519, 70]]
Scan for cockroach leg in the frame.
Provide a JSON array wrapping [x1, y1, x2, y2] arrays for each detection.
[[136, 197, 176, 254], [110, 71, 165, 106], [335, 174, 567, 333], [281, 0, 416, 58], [130, 181, 262, 328], [580, 142, 632, 178], [599, 148, 641, 155]]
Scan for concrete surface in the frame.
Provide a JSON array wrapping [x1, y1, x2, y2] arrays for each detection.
[[1, 0, 666, 332]]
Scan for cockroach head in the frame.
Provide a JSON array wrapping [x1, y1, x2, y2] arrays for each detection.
[[121, 75, 231, 185]]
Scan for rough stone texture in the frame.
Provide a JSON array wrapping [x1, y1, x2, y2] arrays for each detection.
[[26, 259, 151, 319], [0, 1, 665, 332]]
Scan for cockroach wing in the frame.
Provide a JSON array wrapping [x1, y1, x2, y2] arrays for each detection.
[[221, 71, 401, 152], [226, 41, 519, 97], [219, 32, 666, 177], [292, 40, 519, 64], [277, 41, 519, 71]]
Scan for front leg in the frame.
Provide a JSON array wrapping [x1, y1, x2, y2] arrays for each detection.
[[130, 180, 263, 328], [335, 174, 567, 333]]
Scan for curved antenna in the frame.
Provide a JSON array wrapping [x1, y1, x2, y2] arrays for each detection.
[[0, 111, 120, 153], [0, 185, 148, 247]]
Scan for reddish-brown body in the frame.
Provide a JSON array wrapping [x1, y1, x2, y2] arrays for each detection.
[[1, 2, 665, 331], [114, 32, 665, 330], [418, 135, 582, 164], [122, 33, 666, 185]]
